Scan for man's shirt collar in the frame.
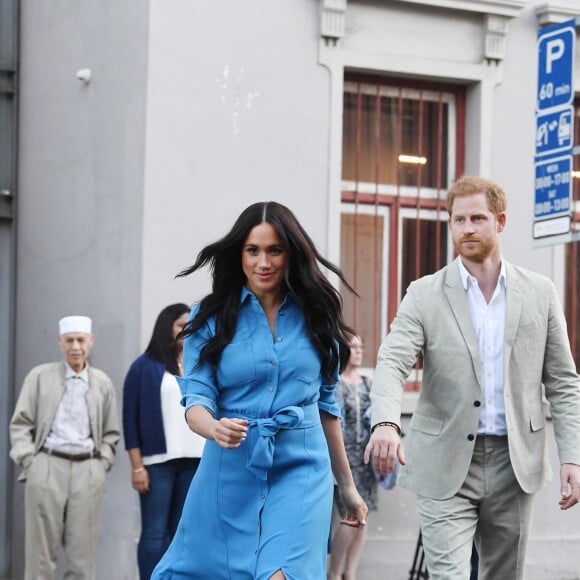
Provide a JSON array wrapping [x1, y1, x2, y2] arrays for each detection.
[[457, 257, 506, 291], [65, 362, 89, 382]]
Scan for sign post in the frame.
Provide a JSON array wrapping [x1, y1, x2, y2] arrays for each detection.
[[533, 18, 577, 245]]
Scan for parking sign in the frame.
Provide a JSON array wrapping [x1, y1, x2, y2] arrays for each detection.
[[534, 19, 576, 243], [537, 20, 575, 113]]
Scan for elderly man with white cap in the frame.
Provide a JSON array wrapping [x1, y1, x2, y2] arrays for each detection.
[[10, 315, 120, 580]]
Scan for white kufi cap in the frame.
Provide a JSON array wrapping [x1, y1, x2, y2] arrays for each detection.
[[58, 315, 92, 335]]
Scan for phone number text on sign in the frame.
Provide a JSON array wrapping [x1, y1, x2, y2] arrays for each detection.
[[534, 155, 572, 219]]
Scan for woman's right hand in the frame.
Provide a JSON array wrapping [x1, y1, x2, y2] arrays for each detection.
[[131, 467, 150, 493], [338, 484, 368, 527], [212, 417, 248, 449]]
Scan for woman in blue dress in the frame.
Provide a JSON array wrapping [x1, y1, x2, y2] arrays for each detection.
[[152, 201, 368, 580]]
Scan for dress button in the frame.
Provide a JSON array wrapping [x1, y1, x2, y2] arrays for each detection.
[[268, 388, 273, 393], [276, 337, 282, 342], [271, 360, 277, 366], [467, 434, 475, 441], [474, 401, 481, 407]]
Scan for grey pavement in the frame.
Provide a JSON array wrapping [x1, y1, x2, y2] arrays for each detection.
[[351, 421, 580, 580]]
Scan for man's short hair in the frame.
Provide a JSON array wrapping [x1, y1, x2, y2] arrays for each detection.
[[446, 176, 507, 217]]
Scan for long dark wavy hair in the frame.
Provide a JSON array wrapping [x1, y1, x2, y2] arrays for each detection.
[[145, 303, 191, 376], [177, 202, 355, 384]]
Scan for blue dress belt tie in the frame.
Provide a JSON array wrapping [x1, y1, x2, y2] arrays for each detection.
[[220, 402, 321, 480]]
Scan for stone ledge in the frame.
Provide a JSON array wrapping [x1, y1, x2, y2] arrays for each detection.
[[535, 2, 580, 26], [387, 0, 525, 18]]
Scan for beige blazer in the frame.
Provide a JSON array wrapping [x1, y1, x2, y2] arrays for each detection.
[[371, 259, 580, 500], [9, 361, 121, 481]]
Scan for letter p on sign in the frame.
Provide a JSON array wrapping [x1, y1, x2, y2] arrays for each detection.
[[546, 38, 565, 73]]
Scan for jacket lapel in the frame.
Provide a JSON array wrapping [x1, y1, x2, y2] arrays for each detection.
[[503, 262, 523, 364], [444, 260, 484, 391], [42, 364, 67, 436], [50, 363, 67, 417]]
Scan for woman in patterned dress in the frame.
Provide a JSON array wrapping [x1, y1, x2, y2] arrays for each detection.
[[328, 335, 377, 580]]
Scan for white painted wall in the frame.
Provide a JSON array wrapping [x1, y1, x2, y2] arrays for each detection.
[[140, 0, 333, 335]]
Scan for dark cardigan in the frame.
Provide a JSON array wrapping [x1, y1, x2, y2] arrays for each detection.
[[122, 353, 168, 456]]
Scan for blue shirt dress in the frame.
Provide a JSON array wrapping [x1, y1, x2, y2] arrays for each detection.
[[151, 288, 342, 580]]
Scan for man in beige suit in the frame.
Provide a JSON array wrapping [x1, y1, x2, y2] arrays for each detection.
[[365, 176, 580, 579], [10, 315, 120, 580]]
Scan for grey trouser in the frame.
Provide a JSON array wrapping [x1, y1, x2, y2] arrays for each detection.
[[417, 435, 535, 580], [24, 451, 106, 580]]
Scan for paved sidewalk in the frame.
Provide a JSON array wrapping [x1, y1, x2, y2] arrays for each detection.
[[352, 421, 580, 579]]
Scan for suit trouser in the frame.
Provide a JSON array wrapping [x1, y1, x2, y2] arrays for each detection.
[[417, 435, 535, 580], [24, 452, 106, 580]]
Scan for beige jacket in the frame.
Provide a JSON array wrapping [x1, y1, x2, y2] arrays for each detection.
[[9, 361, 120, 481], [371, 259, 580, 499]]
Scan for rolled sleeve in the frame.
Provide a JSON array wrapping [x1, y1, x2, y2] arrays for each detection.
[[177, 306, 219, 418], [318, 365, 342, 418], [178, 386, 216, 416]]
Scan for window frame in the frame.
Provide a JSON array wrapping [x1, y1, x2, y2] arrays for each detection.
[[340, 74, 465, 371]]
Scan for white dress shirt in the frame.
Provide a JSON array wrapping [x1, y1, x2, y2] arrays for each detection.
[[44, 363, 94, 452], [458, 258, 507, 435]]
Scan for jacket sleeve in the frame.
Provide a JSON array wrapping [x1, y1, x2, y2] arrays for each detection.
[[99, 376, 121, 471], [542, 280, 580, 465], [122, 357, 143, 450], [371, 280, 426, 427], [9, 369, 40, 470]]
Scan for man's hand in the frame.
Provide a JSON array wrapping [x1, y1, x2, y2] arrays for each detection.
[[559, 463, 580, 510], [364, 424, 405, 476]]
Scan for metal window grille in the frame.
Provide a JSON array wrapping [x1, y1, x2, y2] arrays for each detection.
[[340, 75, 465, 372]]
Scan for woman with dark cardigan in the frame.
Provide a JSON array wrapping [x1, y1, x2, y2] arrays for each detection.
[[123, 303, 204, 579]]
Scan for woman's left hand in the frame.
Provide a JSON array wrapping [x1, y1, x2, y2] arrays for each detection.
[[338, 484, 368, 527]]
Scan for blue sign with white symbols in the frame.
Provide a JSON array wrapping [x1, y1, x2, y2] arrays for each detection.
[[535, 106, 573, 157], [537, 20, 575, 113], [534, 19, 576, 241], [534, 155, 572, 219]]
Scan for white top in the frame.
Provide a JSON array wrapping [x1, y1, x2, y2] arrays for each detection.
[[44, 364, 94, 453], [143, 371, 205, 465], [458, 258, 507, 436]]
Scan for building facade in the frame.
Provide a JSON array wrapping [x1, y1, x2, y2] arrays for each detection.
[[2, 1, 580, 578]]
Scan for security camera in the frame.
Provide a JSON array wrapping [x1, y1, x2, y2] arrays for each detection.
[[76, 68, 92, 83]]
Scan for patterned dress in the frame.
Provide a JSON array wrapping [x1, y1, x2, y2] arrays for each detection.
[[335, 376, 378, 511]]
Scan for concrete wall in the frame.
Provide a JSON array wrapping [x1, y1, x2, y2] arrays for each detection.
[[13, 1, 149, 578], [358, 421, 580, 579]]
